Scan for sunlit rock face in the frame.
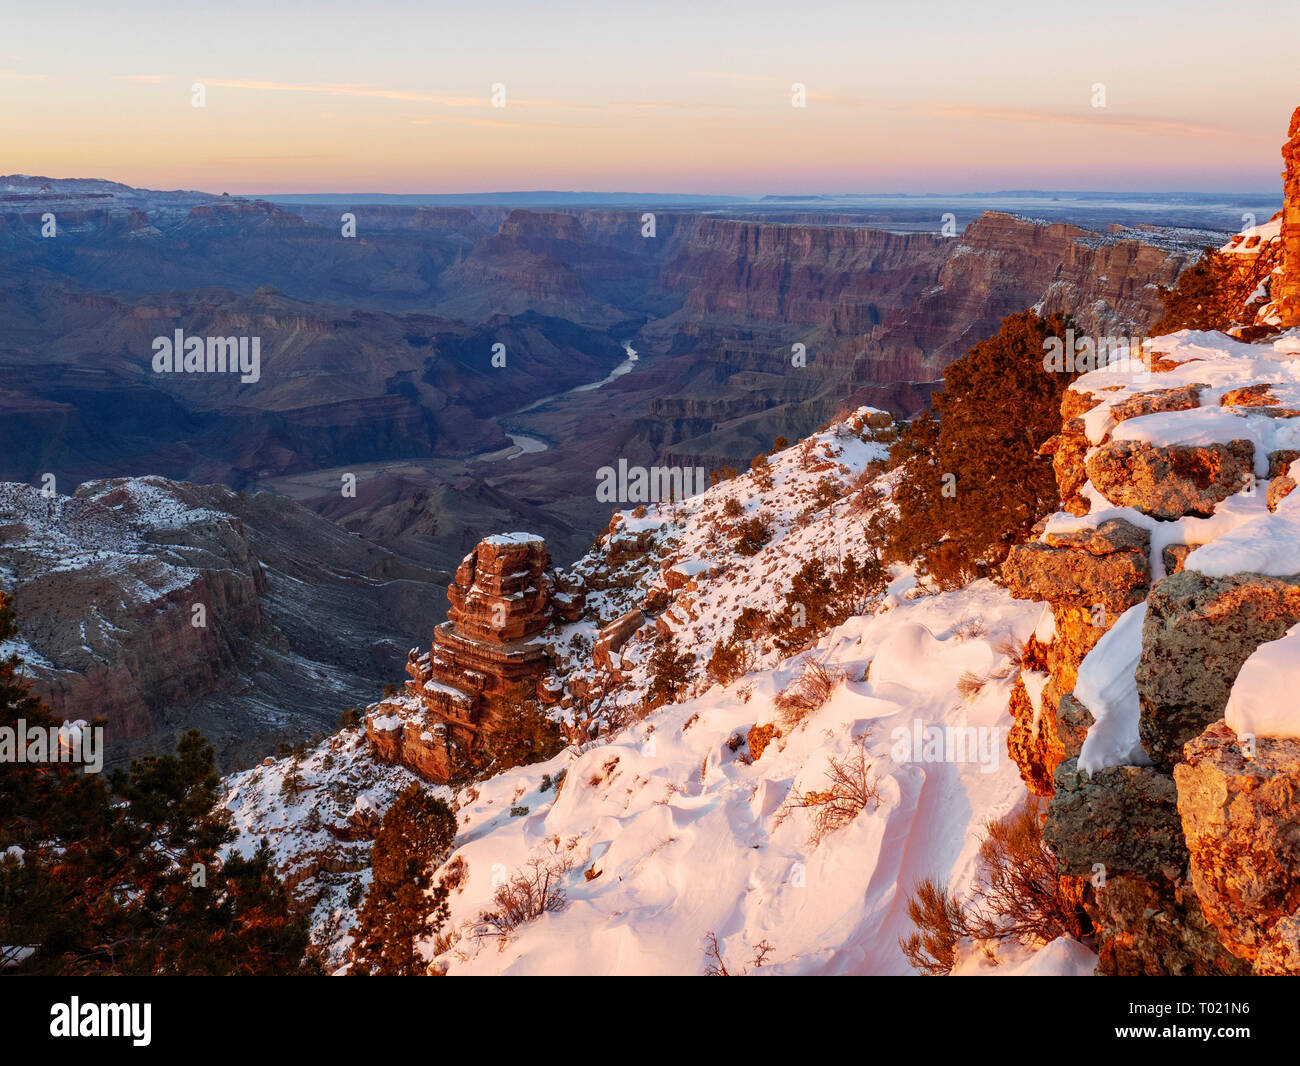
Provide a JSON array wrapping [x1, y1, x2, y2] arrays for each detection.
[[1276, 107, 1300, 327], [366, 534, 553, 783]]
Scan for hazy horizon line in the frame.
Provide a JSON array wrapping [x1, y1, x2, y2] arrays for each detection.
[[4, 175, 1283, 203]]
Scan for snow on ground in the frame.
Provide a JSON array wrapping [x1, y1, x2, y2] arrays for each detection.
[[1220, 217, 1282, 255], [429, 580, 1051, 976], [551, 408, 897, 710], [951, 935, 1097, 976], [218, 406, 1100, 974]]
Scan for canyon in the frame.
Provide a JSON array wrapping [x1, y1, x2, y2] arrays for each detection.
[[0, 177, 1218, 578], [0, 176, 1239, 767]]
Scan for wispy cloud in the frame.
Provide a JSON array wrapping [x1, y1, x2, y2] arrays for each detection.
[[0, 70, 45, 81], [201, 79, 484, 106], [199, 79, 738, 118]]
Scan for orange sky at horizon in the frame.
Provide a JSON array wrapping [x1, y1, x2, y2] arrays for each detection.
[[3, 0, 1297, 195]]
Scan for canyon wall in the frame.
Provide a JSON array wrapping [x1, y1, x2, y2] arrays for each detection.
[[0, 476, 449, 768]]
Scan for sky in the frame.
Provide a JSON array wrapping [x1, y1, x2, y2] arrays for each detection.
[[2, 0, 1297, 195]]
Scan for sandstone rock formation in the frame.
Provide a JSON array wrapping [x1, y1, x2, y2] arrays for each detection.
[[1136, 571, 1300, 769], [1275, 106, 1300, 327], [1176, 722, 1300, 971], [1001, 310, 1300, 973], [366, 533, 554, 783]]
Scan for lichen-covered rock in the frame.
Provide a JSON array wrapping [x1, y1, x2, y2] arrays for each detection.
[[1136, 570, 1300, 768], [1108, 382, 1205, 423], [1175, 721, 1300, 968], [1002, 518, 1149, 614], [1085, 874, 1251, 976], [1043, 755, 1248, 974], [1268, 448, 1300, 478], [1046, 758, 1188, 879], [1085, 439, 1255, 519], [1253, 915, 1300, 975], [1055, 689, 1094, 761]]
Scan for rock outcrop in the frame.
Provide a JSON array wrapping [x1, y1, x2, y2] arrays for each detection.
[[1275, 106, 1300, 327], [366, 533, 554, 783], [1086, 439, 1255, 520], [1136, 571, 1300, 769], [1176, 722, 1300, 971], [1002, 290, 1300, 973]]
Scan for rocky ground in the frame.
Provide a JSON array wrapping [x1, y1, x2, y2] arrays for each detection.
[[1002, 327, 1300, 974]]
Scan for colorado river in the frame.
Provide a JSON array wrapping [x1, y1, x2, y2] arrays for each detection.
[[471, 341, 642, 462], [515, 341, 639, 414]]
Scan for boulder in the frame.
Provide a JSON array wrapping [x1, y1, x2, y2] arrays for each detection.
[[1046, 758, 1188, 880], [1267, 448, 1299, 512], [1084, 873, 1250, 976], [1055, 689, 1095, 761], [593, 608, 644, 671], [1002, 518, 1149, 615], [1175, 721, 1300, 969], [1136, 570, 1300, 768], [1108, 383, 1205, 423], [1086, 439, 1255, 519]]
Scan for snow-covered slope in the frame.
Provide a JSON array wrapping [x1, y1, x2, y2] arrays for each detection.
[[220, 729, 433, 971], [548, 407, 899, 711], [219, 407, 1095, 974], [432, 579, 1071, 975]]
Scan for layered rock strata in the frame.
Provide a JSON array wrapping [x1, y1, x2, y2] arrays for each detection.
[[366, 534, 554, 782]]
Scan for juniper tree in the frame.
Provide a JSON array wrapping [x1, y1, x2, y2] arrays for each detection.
[[883, 311, 1076, 587], [0, 593, 315, 975], [351, 784, 457, 976]]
